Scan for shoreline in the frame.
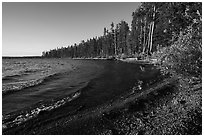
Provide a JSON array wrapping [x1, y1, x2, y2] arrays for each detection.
[[72, 57, 158, 66]]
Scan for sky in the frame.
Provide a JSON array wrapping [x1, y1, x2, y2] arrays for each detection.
[[2, 2, 141, 56]]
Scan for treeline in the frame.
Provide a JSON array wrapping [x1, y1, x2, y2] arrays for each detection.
[[42, 2, 201, 59]]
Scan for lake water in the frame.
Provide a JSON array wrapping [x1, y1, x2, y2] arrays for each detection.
[[2, 58, 160, 129]]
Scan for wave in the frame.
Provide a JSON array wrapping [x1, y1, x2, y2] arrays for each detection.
[[23, 68, 39, 73], [2, 90, 81, 130], [41, 72, 62, 82], [2, 74, 22, 81], [2, 72, 63, 96], [2, 68, 42, 81]]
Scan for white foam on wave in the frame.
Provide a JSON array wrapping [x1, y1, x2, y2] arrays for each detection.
[[2, 79, 44, 94], [2, 72, 62, 95], [2, 91, 81, 130]]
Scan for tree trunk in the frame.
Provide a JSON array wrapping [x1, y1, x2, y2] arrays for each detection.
[[140, 19, 143, 43], [142, 17, 146, 53], [149, 5, 156, 54], [149, 21, 154, 53], [114, 33, 117, 56], [147, 22, 152, 54]]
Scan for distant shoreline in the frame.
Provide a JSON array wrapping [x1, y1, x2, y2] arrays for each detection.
[[2, 56, 42, 59]]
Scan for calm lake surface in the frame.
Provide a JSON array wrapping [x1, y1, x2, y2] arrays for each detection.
[[2, 58, 160, 129]]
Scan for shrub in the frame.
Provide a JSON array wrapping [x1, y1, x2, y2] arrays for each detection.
[[154, 23, 202, 78]]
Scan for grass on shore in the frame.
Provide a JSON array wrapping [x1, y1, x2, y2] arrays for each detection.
[[96, 73, 201, 135]]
